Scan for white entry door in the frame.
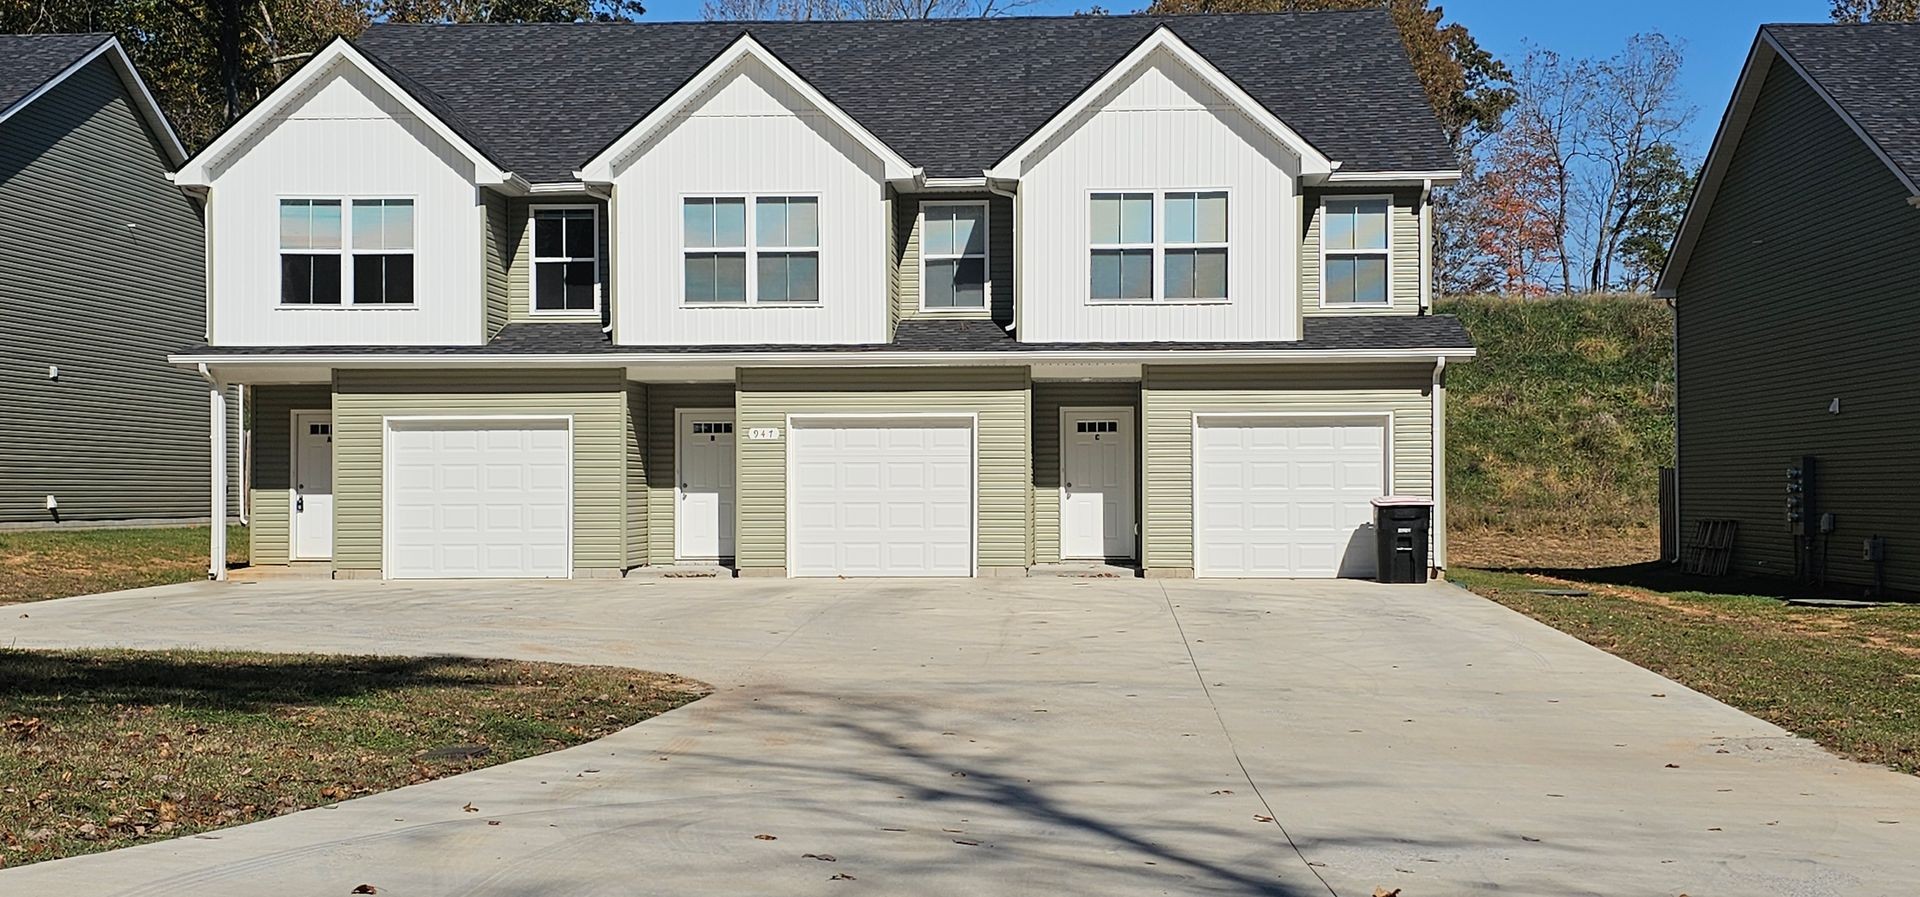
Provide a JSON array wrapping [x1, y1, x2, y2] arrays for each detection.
[[790, 417, 973, 577], [1194, 416, 1387, 578], [387, 419, 571, 579], [290, 410, 333, 560], [1060, 408, 1136, 560], [676, 410, 735, 562]]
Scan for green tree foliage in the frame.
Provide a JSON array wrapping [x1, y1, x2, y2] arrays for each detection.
[[1613, 141, 1693, 291], [1143, 0, 1514, 151], [1832, 0, 1919, 22]]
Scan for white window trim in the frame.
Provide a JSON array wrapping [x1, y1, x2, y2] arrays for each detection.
[[1317, 193, 1394, 309], [679, 192, 823, 308], [529, 203, 601, 317], [276, 194, 420, 310], [1085, 188, 1232, 306], [918, 200, 991, 312]]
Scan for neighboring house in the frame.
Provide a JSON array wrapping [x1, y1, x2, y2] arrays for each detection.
[[0, 34, 241, 527], [169, 11, 1475, 581], [1659, 23, 1920, 594]]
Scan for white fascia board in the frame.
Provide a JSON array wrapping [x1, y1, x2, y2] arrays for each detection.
[[171, 346, 1476, 371], [985, 26, 1335, 181], [1325, 169, 1463, 187], [171, 38, 513, 188], [0, 38, 188, 167], [575, 33, 918, 184]]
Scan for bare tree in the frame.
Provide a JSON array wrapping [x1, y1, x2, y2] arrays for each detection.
[[703, 0, 1033, 20], [1579, 33, 1691, 291], [1506, 47, 1593, 292]]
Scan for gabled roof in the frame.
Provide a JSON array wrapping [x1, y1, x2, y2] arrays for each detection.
[[1658, 23, 1920, 296], [0, 33, 186, 166], [353, 11, 1457, 183]]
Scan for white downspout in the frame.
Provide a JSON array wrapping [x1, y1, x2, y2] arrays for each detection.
[[985, 177, 1018, 335], [1431, 356, 1447, 573], [1419, 177, 1434, 314], [198, 364, 229, 581]]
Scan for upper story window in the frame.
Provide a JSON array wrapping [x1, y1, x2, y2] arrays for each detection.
[[921, 202, 987, 310], [683, 195, 819, 305], [279, 198, 413, 305], [1089, 190, 1228, 302], [1320, 197, 1391, 306], [533, 207, 598, 314]]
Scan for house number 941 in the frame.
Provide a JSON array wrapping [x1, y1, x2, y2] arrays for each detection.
[[747, 427, 782, 440]]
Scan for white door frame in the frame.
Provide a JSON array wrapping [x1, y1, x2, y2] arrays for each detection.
[[675, 407, 736, 563], [1058, 405, 1137, 561], [380, 414, 575, 580], [288, 408, 332, 561], [784, 412, 979, 578], [1190, 411, 1394, 578]]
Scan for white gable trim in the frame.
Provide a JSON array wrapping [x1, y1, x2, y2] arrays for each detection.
[[0, 37, 187, 167], [985, 27, 1334, 181], [575, 34, 918, 184], [1657, 30, 1920, 297], [171, 38, 516, 189]]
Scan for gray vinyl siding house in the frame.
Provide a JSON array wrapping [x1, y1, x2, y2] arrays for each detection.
[[0, 34, 237, 527], [1660, 23, 1920, 594]]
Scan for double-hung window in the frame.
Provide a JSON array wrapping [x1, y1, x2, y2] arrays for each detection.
[[683, 195, 819, 304], [1089, 190, 1228, 302], [533, 207, 598, 313], [1320, 197, 1390, 306], [921, 202, 987, 309], [279, 198, 413, 305]]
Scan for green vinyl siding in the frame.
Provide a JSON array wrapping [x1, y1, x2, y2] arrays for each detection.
[[892, 193, 1015, 328], [506, 196, 610, 324], [331, 370, 626, 574], [1032, 381, 1140, 564], [483, 191, 509, 338], [642, 383, 735, 565], [1140, 364, 1433, 574], [735, 367, 1031, 572], [1300, 187, 1423, 316], [247, 385, 331, 565], [1675, 60, 1920, 592], [0, 54, 230, 524]]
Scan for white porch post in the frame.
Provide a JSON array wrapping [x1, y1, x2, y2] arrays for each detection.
[[209, 379, 229, 581]]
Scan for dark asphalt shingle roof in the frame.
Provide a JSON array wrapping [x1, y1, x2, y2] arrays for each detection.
[[1766, 22, 1920, 191], [352, 11, 1456, 182], [179, 315, 1474, 357], [0, 33, 109, 117]]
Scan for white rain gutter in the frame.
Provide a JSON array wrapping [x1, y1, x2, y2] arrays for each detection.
[[194, 363, 229, 582]]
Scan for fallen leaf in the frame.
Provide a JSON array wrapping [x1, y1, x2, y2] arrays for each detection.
[[487, 820, 502, 826], [953, 839, 980, 846], [1521, 835, 1541, 842], [754, 834, 777, 841], [462, 802, 479, 813], [1253, 815, 1274, 823], [802, 853, 837, 862], [829, 873, 856, 881], [1651, 694, 1666, 698], [1664, 763, 1680, 769], [351, 886, 378, 895], [1210, 789, 1234, 795], [1373, 889, 1401, 897]]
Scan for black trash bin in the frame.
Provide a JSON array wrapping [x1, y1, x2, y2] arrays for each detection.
[[1371, 497, 1433, 584]]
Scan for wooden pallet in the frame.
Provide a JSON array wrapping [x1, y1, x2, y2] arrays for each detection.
[[1682, 519, 1737, 576]]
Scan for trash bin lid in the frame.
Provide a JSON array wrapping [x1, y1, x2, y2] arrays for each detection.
[[1371, 495, 1435, 507]]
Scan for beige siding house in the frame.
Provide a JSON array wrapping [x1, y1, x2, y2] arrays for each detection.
[[170, 12, 1474, 582], [1661, 23, 1920, 595]]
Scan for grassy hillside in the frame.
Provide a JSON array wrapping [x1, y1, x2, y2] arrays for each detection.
[[1440, 295, 1674, 567]]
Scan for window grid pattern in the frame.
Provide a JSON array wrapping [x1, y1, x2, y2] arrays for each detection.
[[1321, 197, 1390, 306], [278, 199, 342, 305], [1089, 191, 1228, 302], [534, 207, 598, 313], [279, 198, 415, 306], [921, 202, 988, 310], [691, 422, 734, 435], [683, 196, 819, 304], [1075, 420, 1120, 434]]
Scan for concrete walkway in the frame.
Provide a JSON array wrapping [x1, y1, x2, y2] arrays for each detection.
[[0, 577, 1914, 895]]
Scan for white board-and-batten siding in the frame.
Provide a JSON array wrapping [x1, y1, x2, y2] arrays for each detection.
[[1014, 48, 1302, 344], [609, 55, 890, 346], [203, 61, 484, 346]]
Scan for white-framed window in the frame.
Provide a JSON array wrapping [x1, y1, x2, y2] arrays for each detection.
[[682, 194, 819, 305], [1319, 196, 1391, 306], [532, 205, 599, 314], [1089, 190, 1228, 302], [279, 197, 414, 305], [920, 201, 988, 310]]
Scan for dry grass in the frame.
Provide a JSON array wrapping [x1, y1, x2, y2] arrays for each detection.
[[0, 527, 246, 605], [1449, 525, 1659, 570], [0, 649, 709, 867]]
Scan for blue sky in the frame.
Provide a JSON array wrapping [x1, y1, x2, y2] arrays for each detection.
[[640, 0, 1833, 152]]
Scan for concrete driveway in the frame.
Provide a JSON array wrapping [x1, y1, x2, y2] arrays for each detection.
[[0, 577, 1914, 895]]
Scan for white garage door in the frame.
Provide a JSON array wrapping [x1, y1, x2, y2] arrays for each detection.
[[387, 419, 571, 579], [1194, 416, 1387, 578], [790, 418, 973, 577]]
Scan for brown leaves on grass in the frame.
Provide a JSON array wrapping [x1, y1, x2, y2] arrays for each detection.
[[2, 718, 43, 741]]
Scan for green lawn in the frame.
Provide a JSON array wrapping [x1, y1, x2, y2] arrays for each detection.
[[0, 649, 708, 867], [0, 526, 246, 605], [1454, 567, 1920, 775]]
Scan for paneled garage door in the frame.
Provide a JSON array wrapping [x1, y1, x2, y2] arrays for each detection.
[[790, 417, 973, 577], [1194, 416, 1386, 578], [387, 419, 571, 579]]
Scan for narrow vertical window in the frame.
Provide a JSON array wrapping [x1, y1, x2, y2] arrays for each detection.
[[1164, 191, 1228, 300], [1321, 197, 1390, 305], [921, 202, 987, 309], [533, 207, 598, 313], [755, 196, 820, 303], [1089, 192, 1154, 301], [350, 199, 414, 305], [279, 199, 342, 304], [683, 197, 748, 303]]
